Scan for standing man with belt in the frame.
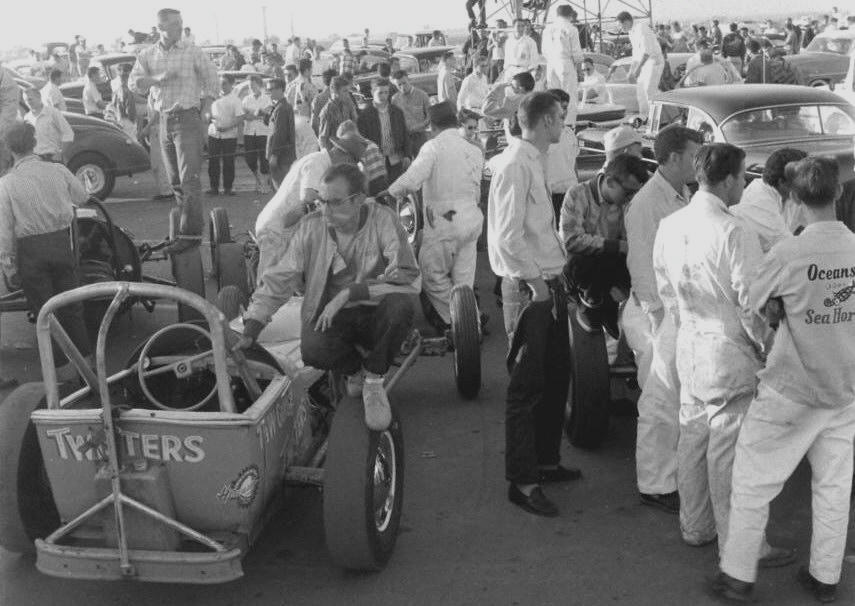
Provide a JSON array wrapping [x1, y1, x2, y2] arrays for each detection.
[[616, 11, 664, 120], [0, 122, 91, 382], [130, 7, 219, 255], [488, 92, 582, 517]]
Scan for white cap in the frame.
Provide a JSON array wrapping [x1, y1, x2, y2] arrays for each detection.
[[603, 124, 642, 154]]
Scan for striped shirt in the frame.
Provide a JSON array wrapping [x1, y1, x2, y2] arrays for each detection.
[[0, 156, 87, 275], [129, 39, 219, 113], [361, 141, 387, 183], [338, 51, 357, 75]]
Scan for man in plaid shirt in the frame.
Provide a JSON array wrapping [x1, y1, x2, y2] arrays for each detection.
[[318, 76, 359, 150], [130, 7, 219, 254], [336, 120, 388, 196]]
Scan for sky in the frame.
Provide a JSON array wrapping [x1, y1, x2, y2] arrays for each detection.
[[0, 0, 844, 51]]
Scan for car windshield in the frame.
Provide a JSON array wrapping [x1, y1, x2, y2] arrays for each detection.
[[721, 104, 855, 144], [805, 36, 853, 55], [396, 55, 419, 73]]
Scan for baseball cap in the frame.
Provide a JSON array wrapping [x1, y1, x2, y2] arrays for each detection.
[[603, 125, 642, 154]]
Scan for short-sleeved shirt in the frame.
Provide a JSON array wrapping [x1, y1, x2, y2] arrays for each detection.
[[82, 80, 103, 115], [25, 106, 74, 156], [208, 90, 244, 139], [129, 39, 219, 112], [242, 92, 273, 137], [255, 149, 332, 239]]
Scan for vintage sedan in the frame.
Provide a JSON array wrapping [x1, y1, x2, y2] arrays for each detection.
[[15, 79, 151, 199], [785, 29, 855, 89], [578, 84, 855, 180], [59, 53, 138, 104]]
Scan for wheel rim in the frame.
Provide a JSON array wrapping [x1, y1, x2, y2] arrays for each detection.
[[398, 198, 418, 245], [76, 164, 106, 194], [372, 430, 397, 533]]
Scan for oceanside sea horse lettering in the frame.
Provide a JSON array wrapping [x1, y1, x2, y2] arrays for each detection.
[[824, 280, 855, 308]]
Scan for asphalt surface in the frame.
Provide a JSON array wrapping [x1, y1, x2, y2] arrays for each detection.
[[1, 168, 854, 606]]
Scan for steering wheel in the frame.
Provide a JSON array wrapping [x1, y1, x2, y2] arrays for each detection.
[[137, 323, 218, 411], [136, 322, 261, 412]]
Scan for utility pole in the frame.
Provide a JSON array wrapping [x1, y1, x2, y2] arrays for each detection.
[[262, 6, 269, 43]]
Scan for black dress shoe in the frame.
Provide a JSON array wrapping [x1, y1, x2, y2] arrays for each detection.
[[152, 193, 175, 200], [508, 484, 558, 517], [539, 465, 582, 483], [797, 566, 837, 603], [640, 491, 680, 514], [708, 571, 755, 603]]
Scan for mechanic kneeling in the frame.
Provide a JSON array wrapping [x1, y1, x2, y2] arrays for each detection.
[[235, 163, 420, 431], [560, 154, 649, 337]]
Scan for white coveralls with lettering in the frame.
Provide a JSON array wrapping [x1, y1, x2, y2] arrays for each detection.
[[721, 220, 855, 586], [388, 128, 484, 325], [654, 190, 768, 546]]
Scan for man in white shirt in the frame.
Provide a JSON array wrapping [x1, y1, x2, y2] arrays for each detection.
[[385, 101, 484, 332], [183, 27, 195, 46], [254, 132, 366, 276], [285, 37, 302, 66], [579, 58, 607, 104], [617, 11, 664, 119], [654, 144, 793, 566], [23, 88, 73, 163], [206, 74, 244, 195], [241, 75, 273, 194], [82, 66, 106, 119], [544, 88, 579, 222], [488, 92, 581, 517], [623, 125, 703, 515], [436, 52, 458, 105], [457, 56, 490, 111], [503, 18, 540, 80], [285, 59, 317, 120], [40, 70, 67, 112], [482, 71, 536, 140], [542, 5, 584, 124], [732, 148, 807, 252], [714, 157, 855, 605]]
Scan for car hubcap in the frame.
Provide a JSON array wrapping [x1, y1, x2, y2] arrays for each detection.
[[77, 164, 106, 194], [372, 430, 396, 533]]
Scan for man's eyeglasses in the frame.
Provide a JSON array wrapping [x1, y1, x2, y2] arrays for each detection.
[[317, 192, 359, 207]]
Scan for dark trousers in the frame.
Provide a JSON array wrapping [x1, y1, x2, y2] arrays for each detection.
[[161, 107, 204, 236], [300, 294, 414, 376], [17, 229, 90, 366], [409, 131, 427, 156], [505, 283, 570, 485], [243, 134, 269, 175], [208, 137, 237, 191], [466, 0, 486, 24], [551, 192, 564, 229], [386, 158, 405, 183], [564, 252, 630, 304]]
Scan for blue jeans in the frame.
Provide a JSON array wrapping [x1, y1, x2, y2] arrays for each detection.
[[160, 107, 204, 236]]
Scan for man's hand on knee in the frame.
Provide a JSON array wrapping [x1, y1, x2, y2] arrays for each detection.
[[315, 289, 350, 332]]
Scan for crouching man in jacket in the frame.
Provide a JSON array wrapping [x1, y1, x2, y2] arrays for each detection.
[[234, 163, 420, 431]]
